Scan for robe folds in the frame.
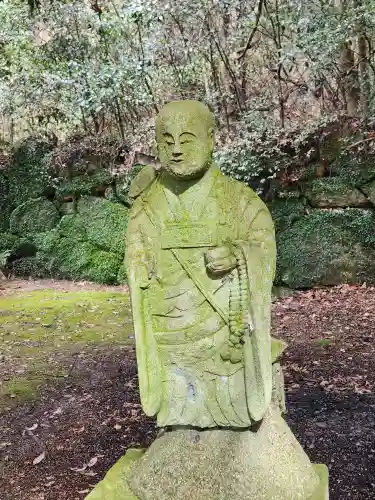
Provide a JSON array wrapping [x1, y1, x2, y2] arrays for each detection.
[[125, 165, 276, 428]]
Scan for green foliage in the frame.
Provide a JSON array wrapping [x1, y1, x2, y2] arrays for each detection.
[[0, 232, 19, 252], [0, 172, 10, 231], [30, 230, 60, 253], [316, 338, 333, 348], [117, 262, 127, 284], [9, 197, 60, 235], [84, 250, 122, 285], [77, 196, 129, 255], [116, 164, 146, 205], [0, 232, 36, 259], [269, 196, 306, 233], [0, 249, 11, 270], [6, 137, 55, 207], [11, 253, 53, 279], [277, 208, 375, 288], [53, 238, 95, 279], [55, 170, 114, 199], [332, 152, 375, 187], [304, 178, 368, 207], [56, 215, 87, 241]]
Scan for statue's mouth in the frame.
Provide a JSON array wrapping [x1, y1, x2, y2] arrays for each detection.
[[171, 159, 183, 163]]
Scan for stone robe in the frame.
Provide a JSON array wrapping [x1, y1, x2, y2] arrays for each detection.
[[125, 165, 276, 428]]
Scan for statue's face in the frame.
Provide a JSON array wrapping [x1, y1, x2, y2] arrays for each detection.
[[157, 114, 213, 180]]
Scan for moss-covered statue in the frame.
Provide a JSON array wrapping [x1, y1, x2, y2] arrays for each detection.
[[86, 100, 328, 500]]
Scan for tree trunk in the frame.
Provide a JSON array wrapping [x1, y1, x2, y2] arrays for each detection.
[[335, 0, 360, 116]]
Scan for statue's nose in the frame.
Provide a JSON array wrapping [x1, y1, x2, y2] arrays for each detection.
[[172, 142, 182, 156]]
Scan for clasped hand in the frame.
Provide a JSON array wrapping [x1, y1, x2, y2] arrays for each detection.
[[205, 245, 237, 275]]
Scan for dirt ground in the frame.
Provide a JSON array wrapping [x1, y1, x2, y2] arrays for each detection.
[[1, 281, 375, 499]]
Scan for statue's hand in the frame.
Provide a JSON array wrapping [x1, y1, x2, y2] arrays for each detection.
[[205, 245, 237, 275]]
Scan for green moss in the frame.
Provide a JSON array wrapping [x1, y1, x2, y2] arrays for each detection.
[[58, 201, 76, 215], [0, 232, 19, 252], [7, 136, 55, 207], [77, 196, 129, 255], [117, 262, 127, 284], [84, 250, 122, 284], [10, 197, 60, 235], [56, 214, 87, 241], [277, 208, 375, 288], [2, 377, 40, 401], [0, 172, 10, 231], [53, 238, 95, 279], [0, 289, 133, 409], [11, 253, 54, 278], [0, 232, 36, 259], [315, 338, 333, 347], [55, 171, 113, 200], [332, 152, 375, 187], [117, 163, 147, 204], [269, 196, 306, 232], [30, 230, 60, 253], [304, 178, 368, 207]]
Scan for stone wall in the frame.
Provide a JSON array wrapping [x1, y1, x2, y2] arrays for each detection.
[[3, 136, 375, 288], [0, 137, 137, 284], [271, 176, 375, 288]]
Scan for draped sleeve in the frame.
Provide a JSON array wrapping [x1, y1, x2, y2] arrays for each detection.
[[234, 189, 276, 422], [125, 198, 162, 416]]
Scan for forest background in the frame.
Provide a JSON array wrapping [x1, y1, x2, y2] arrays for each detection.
[[2, 0, 375, 288]]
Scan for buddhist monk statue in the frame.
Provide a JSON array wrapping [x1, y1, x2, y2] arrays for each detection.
[[85, 100, 328, 500]]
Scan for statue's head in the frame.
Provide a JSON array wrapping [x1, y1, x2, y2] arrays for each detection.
[[155, 100, 214, 180]]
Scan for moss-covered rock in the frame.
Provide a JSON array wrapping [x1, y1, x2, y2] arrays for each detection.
[[56, 215, 87, 241], [58, 201, 76, 215], [7, 137, 55, 207], [277, 208, 375, 288], [30, 230, 60, 253], [84, 250, 122, 284], [77, 196, 129, 255], [0, 232, 36, 259], [53, 238, 95, 280], [360, 178, 375, 206], [55, 171, 114, 200], [304, 178, 368, 208], [0, 232, 19, 252], [10, 198, 60, 235], [331, 152, 375, 187], [269, 196, 307, 232], [11, 252, 53, 279]]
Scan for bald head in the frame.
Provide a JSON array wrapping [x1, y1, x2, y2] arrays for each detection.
[[156, 100, 215, 180]]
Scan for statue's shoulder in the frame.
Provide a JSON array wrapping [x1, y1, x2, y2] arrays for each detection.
[[129, 165, 158, 199], [217, 168, 259, 203]]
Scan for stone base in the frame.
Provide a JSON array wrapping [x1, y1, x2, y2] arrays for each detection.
[[308, 465, 329, 500], [85, 451, 328, 500], [85, 448, 143, 500], [85, 410, 329, 500]]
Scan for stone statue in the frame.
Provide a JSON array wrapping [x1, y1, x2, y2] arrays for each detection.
[[86, 100, 328, 500]]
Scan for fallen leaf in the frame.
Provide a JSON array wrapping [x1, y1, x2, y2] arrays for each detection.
[[26, 423, 38, 431], [87, 456, 98, 468], [33, 451, 46, 465]]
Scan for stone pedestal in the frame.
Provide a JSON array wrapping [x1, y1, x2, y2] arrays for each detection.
[[86, 408, 329, 500]]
